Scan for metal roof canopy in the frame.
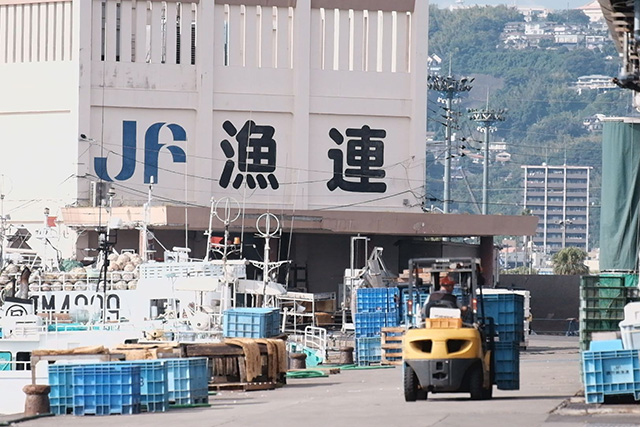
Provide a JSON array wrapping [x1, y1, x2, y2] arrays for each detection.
[[61, 206, 538, 237], [599, 0, 634, 55]]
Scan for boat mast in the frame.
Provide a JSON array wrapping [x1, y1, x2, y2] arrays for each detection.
[[252, 213, 289, 307], [212, 198, 241, 312]]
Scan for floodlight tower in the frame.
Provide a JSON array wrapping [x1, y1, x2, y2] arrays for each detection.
[[468, 107, 506, 215], [428, 74, 473, 213]]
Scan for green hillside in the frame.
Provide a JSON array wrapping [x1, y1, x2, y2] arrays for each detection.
[[426, 5, 635, 249]]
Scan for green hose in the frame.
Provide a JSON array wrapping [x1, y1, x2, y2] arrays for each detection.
[[286, 370, 329, 378]]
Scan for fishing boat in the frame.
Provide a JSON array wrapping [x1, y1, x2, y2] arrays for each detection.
[[0, 197, 303, 414]]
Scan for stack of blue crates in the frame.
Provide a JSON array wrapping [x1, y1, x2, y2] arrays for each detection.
[[129, 360, 170, 412], [493, 341, 520, 390], [49, 365, 74, 415], [482, 293, 524, 391], [482, 293, 525, 343], [165, 357, 209, 405], [223, 307, 281, 338], [48, 357, 209, 416], [71, 364, 142, 416], [400, 288, 429, 324], [355, 287, 399, 365], [582, 340, 640, 404]]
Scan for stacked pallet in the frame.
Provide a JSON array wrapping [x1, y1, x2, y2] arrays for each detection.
[[185, 339, 287, 391], [397, 268, 433, 284], [380, 327, 404, 365]]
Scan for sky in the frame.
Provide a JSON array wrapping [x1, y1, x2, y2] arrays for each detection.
[[429, 0, 591, 10]]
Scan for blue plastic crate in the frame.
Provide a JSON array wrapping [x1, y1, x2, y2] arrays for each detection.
[[71, 364, 141, 415], [589, 339, 624, 352], [356, 288, 388, 313], [355, 312, 387, 338], [125, 360, 170, 412], [223, 308, 280, 338], [356, 337, 381, 365], [165, 357, 209, 405], [386, 311, 399, 328], [482, 294, 524, 344], [400, 290, 429, 322], [582, 349, 640, 404], [48, 364, 74, 415], [494, 341, 520, 390], [356, 287, 399, 313]]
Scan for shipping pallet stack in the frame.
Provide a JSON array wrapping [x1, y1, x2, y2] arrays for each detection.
[[354, 287, 399, 365], [195, 307, 286, 392], [380, 327, 404, 365]]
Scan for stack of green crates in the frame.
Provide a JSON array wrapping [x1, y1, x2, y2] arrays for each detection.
[[580, 274, 640, 351]]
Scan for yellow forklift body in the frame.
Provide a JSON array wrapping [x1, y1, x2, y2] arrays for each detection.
[[403, 325, 483, 360]]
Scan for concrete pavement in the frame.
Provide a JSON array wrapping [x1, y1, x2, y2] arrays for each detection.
[[3, 335, 639, 426]]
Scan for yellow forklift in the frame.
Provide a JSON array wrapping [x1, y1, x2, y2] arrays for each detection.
[[402, 257, 495, 401]]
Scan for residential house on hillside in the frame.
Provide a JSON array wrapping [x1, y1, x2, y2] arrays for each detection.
[[574, 74, 617, 93], [499, 9, 607, 51], [519, 7, 549, 22]]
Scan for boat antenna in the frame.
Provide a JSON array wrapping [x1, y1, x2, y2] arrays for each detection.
[[100, 186, 116, 325], [240, 180, 247, 258], [205, 197, 215, 262], [284, 169, 300, 287], [0, 176, 6, 271], [142, 177, 154, 262]]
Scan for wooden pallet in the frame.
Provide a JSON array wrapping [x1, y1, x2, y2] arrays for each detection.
[[380, 327, 404, 365], [209, 381, 278, 392]]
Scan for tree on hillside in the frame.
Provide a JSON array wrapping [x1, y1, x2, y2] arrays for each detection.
[[552, 247, 590, 275], [546, 10, 590, 26]]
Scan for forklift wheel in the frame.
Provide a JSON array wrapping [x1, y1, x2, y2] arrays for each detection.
[[469, 366, 485, 400], [404, 365, 420, 402], [482, 384, 493, 400]]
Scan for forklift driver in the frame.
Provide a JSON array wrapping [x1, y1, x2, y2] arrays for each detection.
[[422, 274, 467, 319]]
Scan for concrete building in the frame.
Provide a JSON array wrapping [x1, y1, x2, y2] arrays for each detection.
[[0, 0, 536, 295], [522, 164, 591, 254]]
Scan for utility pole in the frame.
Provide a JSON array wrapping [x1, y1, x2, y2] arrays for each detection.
[[469, 107, 506, 215], [428, 74, 473, 213]]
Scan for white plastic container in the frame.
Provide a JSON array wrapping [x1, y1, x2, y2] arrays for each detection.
[[619, 302, 640, 350], [619, 322, 640, 350], [623, 302, 640, 323]]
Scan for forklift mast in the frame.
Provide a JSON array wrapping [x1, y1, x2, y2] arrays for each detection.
[[406, 257, 486, 327]]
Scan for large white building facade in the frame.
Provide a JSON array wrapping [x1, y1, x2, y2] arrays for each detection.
[[0, 0, 538, 292], [0, 0, 427, 255]]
